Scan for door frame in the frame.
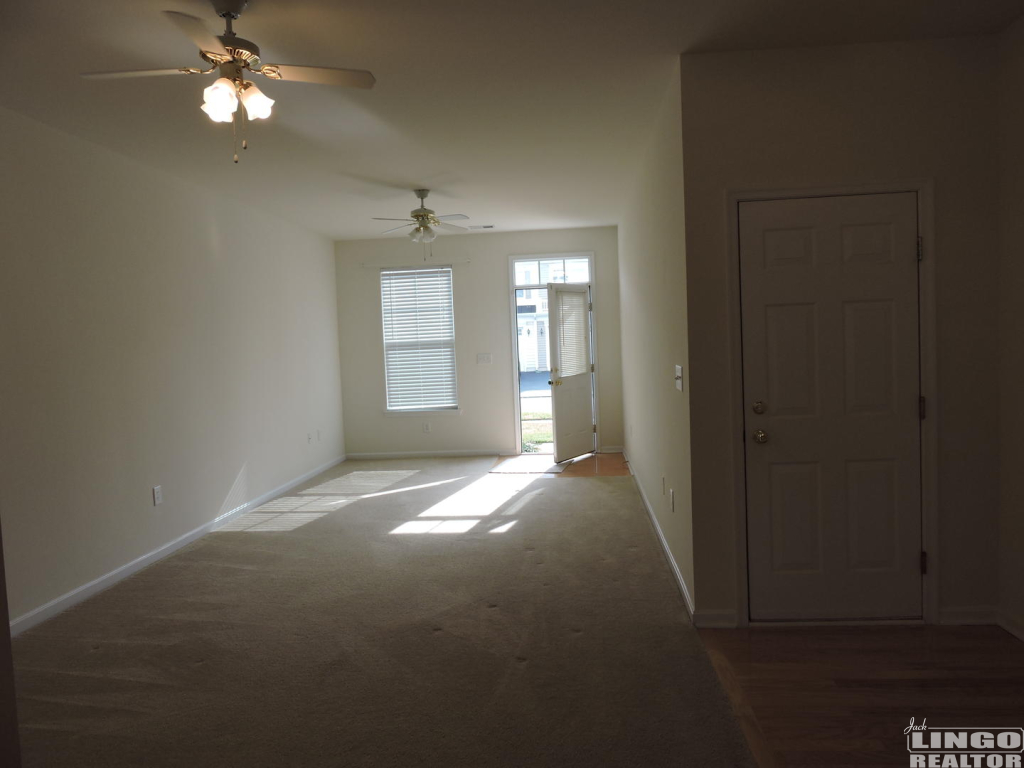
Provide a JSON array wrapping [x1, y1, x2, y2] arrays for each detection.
[[726, 181, 939, 626], [507, 252, 598, 456]]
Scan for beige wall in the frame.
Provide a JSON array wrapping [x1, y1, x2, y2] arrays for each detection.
[[998, 18, 1024, 636], [0, 524, 20, 767], [679, 38, 1001, 619], [335, 227, 623, 456], [0, 107, 345, 621], [617, 63, 695, 604]]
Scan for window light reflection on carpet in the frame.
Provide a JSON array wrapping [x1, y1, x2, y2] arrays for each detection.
[[217, 472, 466, 534], [391, 519, 481, 534], [416, 474, 537, 518], [301, 470, 420, 496], [218, 512, 329, 532]]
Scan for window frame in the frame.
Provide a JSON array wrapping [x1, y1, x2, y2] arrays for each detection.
[[380, 265, 459, 413]]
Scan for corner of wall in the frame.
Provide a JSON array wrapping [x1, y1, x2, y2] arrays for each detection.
[[617, 59, 696, 611]]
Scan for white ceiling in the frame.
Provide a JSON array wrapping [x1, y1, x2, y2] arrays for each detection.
[[1, 0, 1020, 239]]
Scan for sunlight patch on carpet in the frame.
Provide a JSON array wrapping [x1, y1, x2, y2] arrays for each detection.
[[301, 470, 419, 495]]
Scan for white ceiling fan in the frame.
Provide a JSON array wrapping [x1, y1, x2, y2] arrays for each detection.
[[374, 190, 469, 243], [81, 0, 375, 158]]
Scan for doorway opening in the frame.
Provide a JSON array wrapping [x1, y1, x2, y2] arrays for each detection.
[[510, 254, 594, 456], [516, 286, 553, 453]]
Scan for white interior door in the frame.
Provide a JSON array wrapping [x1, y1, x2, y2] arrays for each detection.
[[548, 283, 595, 463], [740, 192, 922, 620]]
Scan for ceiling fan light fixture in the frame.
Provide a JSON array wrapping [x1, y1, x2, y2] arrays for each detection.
[[239, 82, 274, 120], [409, 225, 437, 244], [201, 76, 239, 122], [200, 101, 235, 123]]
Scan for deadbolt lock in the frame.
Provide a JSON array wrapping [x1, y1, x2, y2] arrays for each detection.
[[752, 429, 768, 444], [752, 400, 766, 414]]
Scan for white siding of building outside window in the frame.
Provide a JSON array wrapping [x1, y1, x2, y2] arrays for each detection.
[[380, 267, 458, 411]]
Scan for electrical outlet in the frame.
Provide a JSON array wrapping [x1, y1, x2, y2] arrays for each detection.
[[152, 485, 163, 506], [423, 422, 431, 433], [476, 353, 492, 364]]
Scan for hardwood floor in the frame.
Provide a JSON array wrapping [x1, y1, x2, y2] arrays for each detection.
[[699, 625, 1024, 768]]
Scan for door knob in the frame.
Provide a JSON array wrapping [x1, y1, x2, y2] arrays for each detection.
[[752, 429, 768, 444]]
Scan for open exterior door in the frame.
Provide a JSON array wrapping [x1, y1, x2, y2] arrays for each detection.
[[548, 283, 596, 463]]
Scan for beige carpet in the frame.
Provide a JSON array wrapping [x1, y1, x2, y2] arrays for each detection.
[[12, 456, 755, 768], [489, 454, 567, 473]]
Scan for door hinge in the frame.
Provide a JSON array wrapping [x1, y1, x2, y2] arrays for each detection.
[[590, 363, 595, 373], [919, 396, 926, 420], [917, 236, 923, 261], [593, 424, 597, 434], [588, 302, 593, 311], [920, 551, 928, 575]]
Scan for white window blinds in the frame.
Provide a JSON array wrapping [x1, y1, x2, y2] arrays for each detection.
[[556, 290, 589, 377], [380, 267, 458, 411]]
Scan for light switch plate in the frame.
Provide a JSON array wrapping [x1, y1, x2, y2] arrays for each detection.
[[675, 365, 683, 391], [152, 485, 163, 506], [476, 353, 492, 364]]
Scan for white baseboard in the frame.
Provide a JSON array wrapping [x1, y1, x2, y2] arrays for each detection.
[[693, 609, 740, 628], [346, 450, 504, 459], [628, 461, 695, 619], [998, 610, 1024, 643], [938, 605, 998, 626], [599, 446, 624, 454], [9, 455, 346, 637]]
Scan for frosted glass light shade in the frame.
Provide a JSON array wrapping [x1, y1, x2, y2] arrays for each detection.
[[240, 84, 274, 120], [201, 102, 235, 122], [410, 226, 437, 243], [201, 77, 238, 123]]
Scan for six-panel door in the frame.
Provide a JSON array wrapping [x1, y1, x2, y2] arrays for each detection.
[[740, 193, 922, 620]]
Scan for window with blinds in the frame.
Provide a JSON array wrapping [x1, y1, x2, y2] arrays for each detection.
[[556, 290, 589, 377], [380, 267, 458, 411]]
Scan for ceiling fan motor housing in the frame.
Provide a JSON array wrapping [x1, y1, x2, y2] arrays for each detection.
[[199, 36, 261, 69], [222, 37, 260, 66]]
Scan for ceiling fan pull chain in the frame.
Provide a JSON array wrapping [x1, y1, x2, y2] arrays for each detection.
[[232, 108, 239, 163], [241, 99, 248, 151]]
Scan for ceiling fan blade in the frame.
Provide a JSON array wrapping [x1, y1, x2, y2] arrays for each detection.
[[81, 68, 193, 79], [436, 222, 468, 233], [260, 64, 376, 89], [436, 214, 469, 221], [372, 218, 415, 222], [382, 224, 415, 235], [163, 11, 230, 58]]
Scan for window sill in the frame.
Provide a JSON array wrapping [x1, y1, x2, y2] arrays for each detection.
[[383, 408, 463, 417]]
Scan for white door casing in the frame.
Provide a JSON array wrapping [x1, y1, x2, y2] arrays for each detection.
[[740, 192, 922, 620], [548, 283, 596, 463]]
